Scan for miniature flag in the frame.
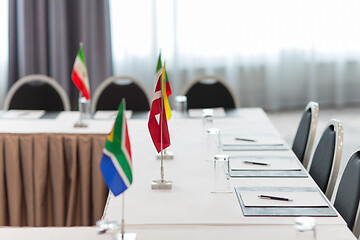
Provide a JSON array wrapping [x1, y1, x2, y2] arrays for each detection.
[[155, 51, 172, 98], [71, 44, 90, 100], [100, 100, 132, 196], [148, 71, 171, 153], [162, 63, 172, 120], [155, 51, 162, 80], [164, 70, 172, 97]]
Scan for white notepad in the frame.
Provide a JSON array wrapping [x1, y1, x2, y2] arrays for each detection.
[[2, 110, 45, 119], [239, 190, 328, 207], [222, 135, 284, 146], [230, 158, 301, 171]]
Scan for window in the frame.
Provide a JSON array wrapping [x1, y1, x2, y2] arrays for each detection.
[[110, 0, 360, 109]]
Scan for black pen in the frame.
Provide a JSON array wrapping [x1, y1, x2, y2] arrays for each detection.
[[258, 194, 293, 201], [235, 137, 256, 142], [243, 160, 269, 166]]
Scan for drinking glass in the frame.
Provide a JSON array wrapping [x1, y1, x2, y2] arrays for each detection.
[[206, 128, 221, 161], [212, 154, 232, 193], [175, 95, 188, 116], [202, 109, 214, 136], [78, 96, 92, 119]]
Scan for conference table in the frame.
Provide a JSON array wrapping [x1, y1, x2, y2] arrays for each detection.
[[0, 108, 357, 240]]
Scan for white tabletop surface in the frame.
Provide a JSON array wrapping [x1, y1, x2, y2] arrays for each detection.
[[0, 108, 356, 240], [0, 111, 114, 134]]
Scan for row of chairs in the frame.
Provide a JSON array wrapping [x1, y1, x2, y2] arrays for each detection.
[[292, 101, 360, 236], [3, 74, 238, 112]]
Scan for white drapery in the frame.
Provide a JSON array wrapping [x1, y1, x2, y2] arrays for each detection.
[[110, 0, 360, 110], [0, 1, 8, 107]]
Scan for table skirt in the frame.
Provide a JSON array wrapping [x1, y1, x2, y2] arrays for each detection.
[[0, 133, 108, 227]]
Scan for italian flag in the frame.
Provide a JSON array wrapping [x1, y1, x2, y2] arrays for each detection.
[[71, 45, 90, 100]]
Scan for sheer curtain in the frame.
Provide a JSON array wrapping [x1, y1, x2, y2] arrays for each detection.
[[0, 1, 8, 107], [110, 0, 360, 110]]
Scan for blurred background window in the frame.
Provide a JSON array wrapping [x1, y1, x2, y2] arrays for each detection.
[[110, 0, 360, 110]]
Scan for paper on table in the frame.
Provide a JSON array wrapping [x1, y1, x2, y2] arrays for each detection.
[[93, 110, 133, 120], [2, 110, 45, 119], [188, 107, 226, 118], [230, 158, 301, 171], [222, 144, 288, 151], [222, 134, 284, 146], [239, 190, 328, 207]]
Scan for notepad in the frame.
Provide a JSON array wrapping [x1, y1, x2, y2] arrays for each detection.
[[2, 110, 45, 119], [230, 158, 301, 171], [93, 110, 133, 120], [223, 144, 288, 151], [222, 135, 284, 146], [188, 107, 226, 118], [239, 190, 328, 207]]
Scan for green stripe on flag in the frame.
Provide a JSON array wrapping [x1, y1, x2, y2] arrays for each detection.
[[156, 52, 162, 72], [78, 47, 86, 66], [104, 103, 133, 183]]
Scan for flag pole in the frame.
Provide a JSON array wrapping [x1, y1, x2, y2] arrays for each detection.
[[73, 41, 88, 128], [160, 69, 164, 182], [151, 64, 172, 190], [79, 92, 84, 124], [121, 193, 125, 240]]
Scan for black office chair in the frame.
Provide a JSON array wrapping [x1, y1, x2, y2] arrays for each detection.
[[333, 150, 360, 237], [292, 101, 319, 169], [182, 75, 238, 109], [91, 75, 151, 113], [3, 74, 71, 111], [308, 119, 343, 200]]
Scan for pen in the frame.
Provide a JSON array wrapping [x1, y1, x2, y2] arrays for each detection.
[[235, 137, 256, 142], [258, 194, 293, 201], [243, 160, 269, 166]]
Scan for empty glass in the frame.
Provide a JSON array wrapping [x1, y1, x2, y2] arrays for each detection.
[[202, 109, 214, 135], [295, 217, 316, 240], [206, 128, 221, 161], [212, 154, 232, 193], [78, 96, 92, 119], [175, 95, 188, 116]]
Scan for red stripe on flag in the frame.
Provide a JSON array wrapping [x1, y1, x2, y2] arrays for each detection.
[[71, 70, 90, 100], [124, 117, 132, 160], [166, 82, 172, 97]]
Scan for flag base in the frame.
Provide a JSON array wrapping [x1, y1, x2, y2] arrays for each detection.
[[151, 179, 172, 189], [115, 233, 137, 240], [74, 121, 88, 128], [156, 151, 174, 160]]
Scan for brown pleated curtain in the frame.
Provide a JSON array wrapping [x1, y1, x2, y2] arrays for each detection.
[[0, 133, 108, 226]]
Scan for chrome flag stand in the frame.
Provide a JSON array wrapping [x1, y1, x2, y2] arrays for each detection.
[[96, 194, 137, 240], [156, 148, 174, 160], [151, 71, 172, 190], [74, 92, 88, 128]]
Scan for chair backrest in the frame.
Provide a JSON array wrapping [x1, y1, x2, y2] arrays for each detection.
[[292, 101, 319, 169], [3, 74, 71, 111], [308, 119, 343, 200], [333, 150, 360, 236], [181, 75, 239, 109], [91, 75, 151, 113]]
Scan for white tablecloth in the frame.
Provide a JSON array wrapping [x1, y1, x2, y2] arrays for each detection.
[[0, 109, 356, 239]]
